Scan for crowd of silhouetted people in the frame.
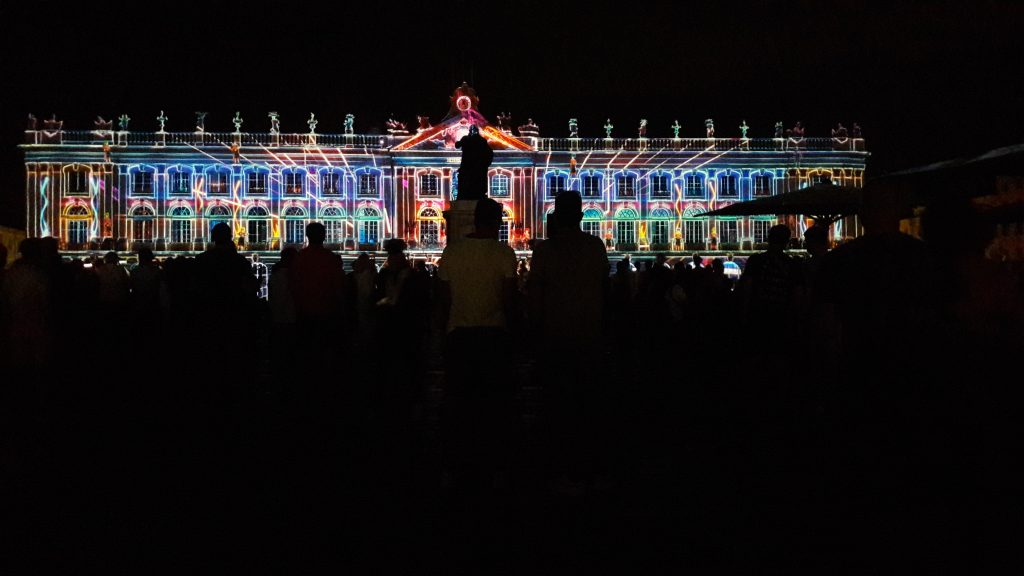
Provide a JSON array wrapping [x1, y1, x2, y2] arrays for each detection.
[[2, 190, 1021, 572]]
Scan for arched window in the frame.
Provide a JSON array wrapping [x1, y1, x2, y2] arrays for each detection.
[[615, 208, 639, 246], [356, 206, 381, 246], [489, 174, 510, 198], [649, 208, 673, 245], [581, 208, 603, 237], [168, 205, 194, 244], [283, 205, 307, 244], [130, 205, 155, 244], [64, 204, 91, 246], [207, 204, 232, 238], [246, 205, 269, 244], [682, 206, 707, 249], [419, 207, 442, 247], [321, 205, 347, 244]]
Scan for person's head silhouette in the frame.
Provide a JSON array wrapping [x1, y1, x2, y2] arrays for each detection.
[[305, 222, 326, 246], [211, 222, 233, 247], [138, 247, 154, 265], [473, 197, 503, 238], [767, 224, 791, 252], [552, 190, 583, 229]]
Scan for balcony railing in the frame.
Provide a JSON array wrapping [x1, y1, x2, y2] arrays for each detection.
[[532, 137, 865, 152], [24, 131, 867, 153], [25, 130, 402, 149]]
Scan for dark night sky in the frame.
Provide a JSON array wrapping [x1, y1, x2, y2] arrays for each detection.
[[2, 0, 1021, 228]]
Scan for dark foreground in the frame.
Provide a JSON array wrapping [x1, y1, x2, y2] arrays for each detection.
[[3, 340, 1010, 574]]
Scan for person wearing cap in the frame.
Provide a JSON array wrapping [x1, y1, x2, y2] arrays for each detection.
[[527, 190, 610, 491]]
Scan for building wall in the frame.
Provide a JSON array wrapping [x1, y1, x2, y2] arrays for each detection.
[[22, 136, 868, 252]]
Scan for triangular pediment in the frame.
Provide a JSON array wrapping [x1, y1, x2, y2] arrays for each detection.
[[392, 84, 533, 152]]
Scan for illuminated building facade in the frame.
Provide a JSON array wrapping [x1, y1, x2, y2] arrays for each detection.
[[20, 85, 868, 253]]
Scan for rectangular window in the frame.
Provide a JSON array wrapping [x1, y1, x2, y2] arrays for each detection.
[[285, 220, 305, 244], [616, 175, 636, 198], [67, 220, 89, 245], [719, 175, 739, 198], [547, 174, 567, 197], [684, 174, 704, 198], [718, 220, 739, 244], [132, 172, 153, 196], [684, 220, 706, 247], [358, 174, 378, 197], [325, 220, 345, 244], [752, 220, 773, 244], [650, 174, 671, 199], [420, 220, 440, 246], [284, 172, 304, 195], [208, 171, 230, 196], [753, 175, 772, 197], [321, 172, 341, 196], [490, 175, 510, 197], [420, 174, 441, 197], [358, 220, 379, 245], [248, 172, 268, 196], [651, 221, 669, 245], [248, 220, 269, 244], [582, 221, 601, 237], [67, 171, 90, 196], [615, 221, 636, 245], [171, 220, 193, 244], [169, 172, 192, 196], [582, 175, 602, 198], [499, 221, 510, 244]]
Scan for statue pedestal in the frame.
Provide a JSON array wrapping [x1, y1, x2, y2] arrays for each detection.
[[443, 200, 478, 247]]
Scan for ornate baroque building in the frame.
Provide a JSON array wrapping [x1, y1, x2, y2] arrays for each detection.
[[20, 85, 867, 253]]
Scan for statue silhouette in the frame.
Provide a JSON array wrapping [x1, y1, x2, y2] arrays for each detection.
[[454, 125, 493, 201]]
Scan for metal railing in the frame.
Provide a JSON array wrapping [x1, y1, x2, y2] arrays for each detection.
[[533, 137, 866, 152], [24, 131, 867, 153], [25, 130, 401, 149]]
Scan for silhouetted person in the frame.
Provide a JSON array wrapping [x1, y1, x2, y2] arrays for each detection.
[[815, 185, 943, 570], [129, 247, 164, 336], [437, 198, 518, 491], [194, 222, 257, 410], [269, 247, 298, 379], [375, 239, 426, 418], [527, 190, 610, 491], [290, 222, 346, 402], [736, 224, 801, 356]]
